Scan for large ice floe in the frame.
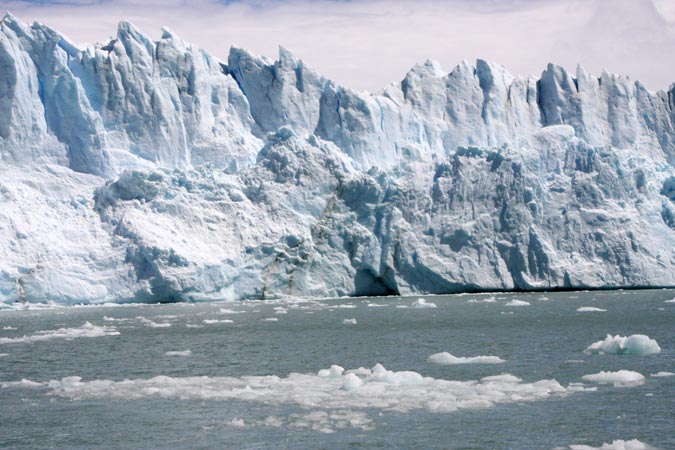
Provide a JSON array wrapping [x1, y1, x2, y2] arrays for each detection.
[[3, 14, 675, 304], [566, 439, 658, 450], [14, 363, 585, 416], [585, 335, 661, 356], [581, 370, 646, 387], [0, 322, 119, 344]]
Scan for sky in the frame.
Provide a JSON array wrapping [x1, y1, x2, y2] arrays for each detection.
[[1, 0, 675, 92]]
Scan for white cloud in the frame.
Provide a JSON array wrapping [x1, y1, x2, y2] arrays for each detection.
[[2, 0, 674, 91]]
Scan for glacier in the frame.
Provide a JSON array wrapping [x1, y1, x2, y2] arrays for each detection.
[[2, 13, 675, 304]]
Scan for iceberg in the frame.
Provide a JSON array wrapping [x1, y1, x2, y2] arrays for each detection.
[[585, 334, 661, 356], [3, 15, 675, 304]]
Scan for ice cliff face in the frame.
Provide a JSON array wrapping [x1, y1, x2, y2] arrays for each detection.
[[2, 14, 675, 304]]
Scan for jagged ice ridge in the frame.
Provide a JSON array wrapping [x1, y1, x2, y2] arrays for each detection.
[[2, 13, 675, 304]]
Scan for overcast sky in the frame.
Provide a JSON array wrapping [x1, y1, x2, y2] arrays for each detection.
[[2, 0, 675, 92]]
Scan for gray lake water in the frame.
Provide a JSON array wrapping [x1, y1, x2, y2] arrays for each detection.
[[0, 289, 674, 449]]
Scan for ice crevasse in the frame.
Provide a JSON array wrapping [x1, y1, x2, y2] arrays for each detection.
[[3, 14, 675, 304]]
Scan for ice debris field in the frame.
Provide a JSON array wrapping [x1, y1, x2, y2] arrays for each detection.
[[0, 290, 673, 448]]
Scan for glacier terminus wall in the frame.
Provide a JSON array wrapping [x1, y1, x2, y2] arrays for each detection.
[[2, 13, 675, 304]]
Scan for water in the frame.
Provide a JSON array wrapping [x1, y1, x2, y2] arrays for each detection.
[[0, 289, 673, 449]]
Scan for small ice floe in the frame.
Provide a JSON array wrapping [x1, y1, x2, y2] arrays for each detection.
[[229, 418, 246, 428], [538, 296, 549, 301], [412, 298, 437, 308], [581, 370, 645, 388], [577, 307, 606, 312], [366, 303, 387, 308], [185, 324, 204, 328], [467, 296, 496, 304], [566, 438, 657, 449], [138, 317, 171, 328], [0, 322, 119, 344], [103, 316, 131, 322], [165, 350, 192, 357], [219, 308, 246, 314], [0, 379, 46, 388], [203, 319, 233, 325], [395, 305, 409, 309], [2, 326, 17, 330], [650, 371, 674, 377], [274, 307, 288, 314], [427, 352, 504, 365], [263, 318, 278, 322], [665, 298, 675, 303], [585, 334, 660, 356], [505, 300, 530, 307], [342, 319, 357, 325], [0, 353, 9, 357]]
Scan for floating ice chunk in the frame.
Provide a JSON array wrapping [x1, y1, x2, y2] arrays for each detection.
[[0, 353, 8, 357], [103, 316, 132, 322], [665, 298, 675, 303], [581, 370, 645, 387], [274, 307, 288, 314], [2, 326, 17, 330], [0, 379, 45, 388], [0, 322, 119, 344], [345, 367, 372, 376], [165, 350, 192, 356], [650, 371, 674, 377], [229, 418, 246, 428], [568, 438, 658, 449], [468, 296, 496, 303], [342, 318, 357, 325], [138, 318, 171, 328], [505, 300, 530, 307], [263, 318, 278, 322], [577, 307, 606, 312], [412, 298, 437, 308], [341, 373, 363, 391], [203, 319, 234, 324], [395, 305, 409, 309], [186, 324, 204, 328], [538, 296, 549, 301], [585, 334, 661, 356], [318, 365, 345, 378], [219, 308, 246, 314], [368, 363, 425, 385], [427, 352, 505, 365], [338, 304, 356, 309], [366, 303, 387, 308]]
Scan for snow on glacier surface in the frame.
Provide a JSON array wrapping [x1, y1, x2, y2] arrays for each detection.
[[2, 15, 675, 304]]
